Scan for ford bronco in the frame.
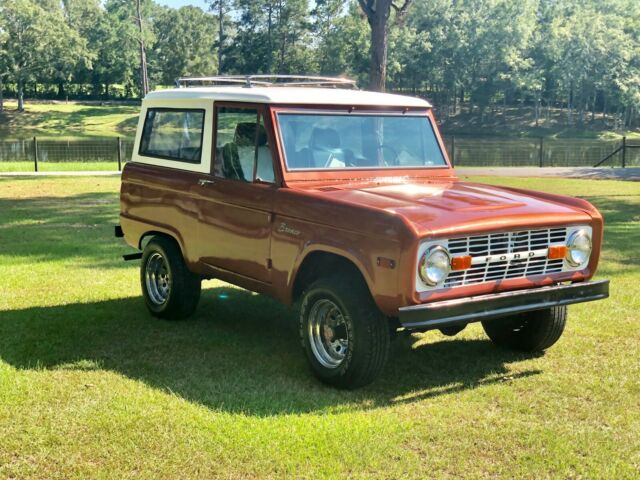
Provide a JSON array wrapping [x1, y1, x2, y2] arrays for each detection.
[[116, 75, 609, 389]]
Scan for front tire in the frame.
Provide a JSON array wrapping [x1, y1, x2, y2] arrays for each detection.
[[299, 275, 390, 389], [140, 236, 201, 320], [481, 306, 567, 352]]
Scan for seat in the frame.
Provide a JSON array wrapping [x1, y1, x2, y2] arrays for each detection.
[[255, 126, 275, 182], [310, 127, 341, 168], [222, 122, 274, 182], [221, 142, 245, 181], [310, 127, 340, 150]]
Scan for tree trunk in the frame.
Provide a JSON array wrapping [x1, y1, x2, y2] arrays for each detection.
[[359, 1, 412, 93], [218, 1, 224, 73], [452, 90, 457, 116], [567, 85, 573, 126], [368, 11, 388, 92], [502, 89, 507, 121], [136, 0, 149, 97], [17, 80, 24, 112], [277, 0, 287, 73], [57, 82, 65, 99], [267, 3, 273, 71], [0, 76, 4, 113]]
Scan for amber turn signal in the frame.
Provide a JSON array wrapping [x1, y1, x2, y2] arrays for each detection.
[[547, 245, 568, 260], [451, 255, 472, 271]]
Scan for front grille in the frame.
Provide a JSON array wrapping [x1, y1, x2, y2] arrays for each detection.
[[444, 227, 567, 287]]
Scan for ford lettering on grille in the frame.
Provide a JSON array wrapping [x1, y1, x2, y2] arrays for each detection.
[[446, 227, 567, 287]]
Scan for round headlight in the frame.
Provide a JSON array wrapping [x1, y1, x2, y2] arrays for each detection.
[[566, 230, 592, 267], [419, 246, 451, 286]]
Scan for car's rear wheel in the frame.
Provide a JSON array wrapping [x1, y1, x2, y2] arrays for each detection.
[[140, 236, 201, 320], [481, 306, 567, 352], [299, 274, 390, 389]]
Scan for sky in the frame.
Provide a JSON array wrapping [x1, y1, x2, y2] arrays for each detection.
[[155, 0, 209, 9]]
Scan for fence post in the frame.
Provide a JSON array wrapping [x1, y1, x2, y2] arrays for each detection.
[[621, 136, 626, 168], [33, 137, 38, 172], [450, 135, 455, 167], [117, 137, 122, 171], [539, 137, 544, 167]]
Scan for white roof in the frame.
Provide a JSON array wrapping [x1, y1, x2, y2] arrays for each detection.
[[144, 86, 432, 108]]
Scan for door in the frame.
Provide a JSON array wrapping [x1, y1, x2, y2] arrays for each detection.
[[194, 103, 277, 284]]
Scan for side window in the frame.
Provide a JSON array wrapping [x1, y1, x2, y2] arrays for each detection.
[[139, 108, 205, 163], [215, 107, 275, 183]]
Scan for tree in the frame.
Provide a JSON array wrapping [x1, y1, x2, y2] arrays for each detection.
[[357, 0, 412, 91], [136, 0, 150, 96], [41, 0, 91, 99], [60, 0, 102, 96], [226, 0, 314, 75], [0, 0, 84, 110], [104, 0, 155, 98], [0, 23, 8, 111], [226, 0, 272, 73], [206, 0, 233, 73], [150, 6, 218, 84]]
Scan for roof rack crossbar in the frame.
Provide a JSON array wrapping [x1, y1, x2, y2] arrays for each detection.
[[175, 75, 357, 89]]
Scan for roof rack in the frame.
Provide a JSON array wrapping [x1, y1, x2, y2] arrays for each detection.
[[175, 75, 358, 89]]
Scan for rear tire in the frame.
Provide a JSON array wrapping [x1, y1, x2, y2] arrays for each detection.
[[140, 236, 201, 320], [481, 306, 567, 352], [299, 274, 390, 389]]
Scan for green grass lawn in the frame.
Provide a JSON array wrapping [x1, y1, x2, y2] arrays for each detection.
[[0, 176, 638, 478], [0, 100, 139, 139]]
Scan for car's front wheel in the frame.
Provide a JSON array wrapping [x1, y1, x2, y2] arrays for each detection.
[[481, 306, 567, 352], [299, 275, 390, 389], [140, 236, 201, 320]]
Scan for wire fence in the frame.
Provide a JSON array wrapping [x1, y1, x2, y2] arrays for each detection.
[[0, 138, 135, 171], [0, 135, 637, 171], [442, 135, 640, 168]]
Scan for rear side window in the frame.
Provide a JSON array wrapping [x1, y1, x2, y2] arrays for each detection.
[[139, 108, 205, 163]]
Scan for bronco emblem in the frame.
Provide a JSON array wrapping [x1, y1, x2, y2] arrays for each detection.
[[277, 222, 301, 236]]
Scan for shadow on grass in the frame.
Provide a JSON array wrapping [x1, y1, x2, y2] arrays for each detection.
[[0, 287, 542, 417], [0, 190, 132, 269]]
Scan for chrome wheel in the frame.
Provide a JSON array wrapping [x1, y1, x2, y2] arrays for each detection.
[[145, 252, 171, 305], [307, 299, 349, 368]]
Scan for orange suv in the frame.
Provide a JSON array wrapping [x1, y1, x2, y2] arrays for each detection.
[[116, 75, 609, 388]]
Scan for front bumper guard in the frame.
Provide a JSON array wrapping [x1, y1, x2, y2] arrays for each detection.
[[399, 280, 609, 331]]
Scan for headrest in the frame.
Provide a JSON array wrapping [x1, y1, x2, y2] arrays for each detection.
[[310, 127, 340, 150], [234, 122, 267, 147]]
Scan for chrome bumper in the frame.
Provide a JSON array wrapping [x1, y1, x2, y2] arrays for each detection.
[[399, 280, 609, 330]]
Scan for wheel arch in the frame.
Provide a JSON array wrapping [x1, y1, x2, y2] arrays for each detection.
[[139, 229, 187, 258], [291, 249, 373, 304]]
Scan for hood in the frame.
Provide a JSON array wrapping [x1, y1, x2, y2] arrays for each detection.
[[294, 179, 593, 238]]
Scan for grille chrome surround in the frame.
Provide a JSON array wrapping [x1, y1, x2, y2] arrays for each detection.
[[415, 225, 592, 293]]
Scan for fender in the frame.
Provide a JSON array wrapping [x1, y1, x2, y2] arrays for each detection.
[[119, 213, 190, 263]]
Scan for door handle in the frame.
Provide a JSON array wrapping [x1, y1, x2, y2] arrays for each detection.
[[198, 179, 215, 187]]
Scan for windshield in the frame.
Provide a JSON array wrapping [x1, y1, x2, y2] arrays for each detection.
[[277, 112, 447, 171]]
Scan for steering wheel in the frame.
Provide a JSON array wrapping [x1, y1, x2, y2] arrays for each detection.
[[323, 152, 335, 168]]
